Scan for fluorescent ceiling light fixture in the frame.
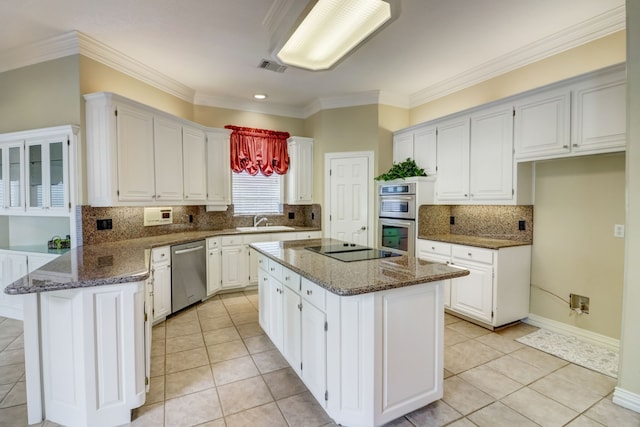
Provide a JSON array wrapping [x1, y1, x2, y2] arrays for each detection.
[[253, 93, 268, 100], [277, 0, 391, 71]]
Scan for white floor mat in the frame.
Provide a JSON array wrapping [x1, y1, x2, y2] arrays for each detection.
[[516, 328, 618, 378]]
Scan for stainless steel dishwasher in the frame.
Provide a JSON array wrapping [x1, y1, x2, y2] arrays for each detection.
[[171, 240, 206, 313]]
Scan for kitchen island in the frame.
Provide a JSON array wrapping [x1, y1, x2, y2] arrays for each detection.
[[251, 238, 469, 427]]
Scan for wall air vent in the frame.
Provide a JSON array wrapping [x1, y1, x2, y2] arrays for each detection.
[[258, 59, 288, 73]]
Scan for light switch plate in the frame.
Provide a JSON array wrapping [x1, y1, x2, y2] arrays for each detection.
[[614, 224, 625, 238]]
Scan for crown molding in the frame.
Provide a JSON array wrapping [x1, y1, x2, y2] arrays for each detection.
[[76, 32, 195, 103], [0, 31, 79, 73], [194, 92, 306, 118], [409, 5, 626, 107]]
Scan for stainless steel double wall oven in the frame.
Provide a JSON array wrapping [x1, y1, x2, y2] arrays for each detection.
[[378, 182, 417, 256]]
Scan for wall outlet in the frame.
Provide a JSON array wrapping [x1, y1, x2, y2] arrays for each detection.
[[450, 216, 455, 225], [614, 224, 625, 238], [288, 212, 295, 219], [311, 212, 315, 220], [519, 220, 526, 231], [97, 219, 112, 230]]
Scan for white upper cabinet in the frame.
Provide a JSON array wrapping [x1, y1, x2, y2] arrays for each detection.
[[514, 86, 571, 160], [206, 128, 231, 206], [182, 126, 207, 201], [0, 125, 77, 216], [469, 105, 514, 202], [435, 116, 470, 201], [514, 64, 626, 161], [116, 103, 156, 202], [392, 132, 414, 164], [153, 117, 183, 202], [85, 92, 230, 207], [571, 66, 626, 155], [286, 136, 313, 205], [392, 125, 437, 176]]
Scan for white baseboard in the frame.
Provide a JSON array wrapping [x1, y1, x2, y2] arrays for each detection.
[[613, 387, 640, 413], [523, 313, 620, 352]]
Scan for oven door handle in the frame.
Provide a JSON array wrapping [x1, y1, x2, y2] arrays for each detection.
[[381, 195, 414, 201], [380, 219, 414, 227]]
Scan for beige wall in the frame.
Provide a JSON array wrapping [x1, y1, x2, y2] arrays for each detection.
[[79, 56, 193, 121], [193, 105, 305, 135], [378, 104, 410, 173], [617, 0, 640, 404], [530, 154, 625, 338], [304, 105, 379, 206], [0, 56, 81, 133], [410, 31, 626, 126]]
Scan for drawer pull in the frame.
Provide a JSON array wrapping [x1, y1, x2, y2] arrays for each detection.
[[468, 252, 472, 257], [431, 246, 435, 250]]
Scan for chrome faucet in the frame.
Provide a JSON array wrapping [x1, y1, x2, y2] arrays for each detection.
[[253, 215, 269, 227]]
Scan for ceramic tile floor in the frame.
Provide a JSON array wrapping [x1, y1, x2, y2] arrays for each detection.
[[1, 290, 640, 426]]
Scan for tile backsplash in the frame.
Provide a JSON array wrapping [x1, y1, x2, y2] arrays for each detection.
[[418, 205, 533, 242], [82, 204, 321, 245]]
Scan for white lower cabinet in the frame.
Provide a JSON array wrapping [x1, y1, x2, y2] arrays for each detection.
[[151, 246, 171, 323], [418, 239, 531, 327], [259, 255, 444, 427], [221, 235, 249, 290], [206, 238, 222, 296], [417, 242, 452, 308], [0, 251, 59, 320]]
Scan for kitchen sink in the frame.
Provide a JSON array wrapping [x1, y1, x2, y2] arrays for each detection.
[[236, 226, 295, 232]]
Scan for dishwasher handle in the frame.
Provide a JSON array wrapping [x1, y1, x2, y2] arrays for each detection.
[[173, 245, 204, 255]]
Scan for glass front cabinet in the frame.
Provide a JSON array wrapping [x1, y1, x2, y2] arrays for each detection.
[[0, 125, 77, 216], [0, 142, 25, 213]]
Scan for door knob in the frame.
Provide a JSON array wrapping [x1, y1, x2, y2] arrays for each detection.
[[360, 226, 367, 231]]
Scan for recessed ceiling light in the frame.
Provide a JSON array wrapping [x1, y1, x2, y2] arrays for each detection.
[[253, 93, 268, 100]]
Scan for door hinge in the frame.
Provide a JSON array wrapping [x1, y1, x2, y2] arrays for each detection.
[[300, 362, 303, 371], [436, 129, 438, 136], [324, 321, 328, 332], [513, 108, 516, 117], [68, 202, 71, 209], [115, 109, 118, 117], [329, 169, 332, 176], [145, 376, 149, 386], [329, 214, 332, 221], [298, 303, 302, 311], [144, 312, 147, 322], [67, 138, 70, 146], [491, 311, 494, 319], [325, 390, 328, 401], [117, 190, 120, 196], [512, 188, 514, 196]]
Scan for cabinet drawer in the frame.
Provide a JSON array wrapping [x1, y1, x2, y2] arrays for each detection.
[[452, 245, 493, 265], [244, 233, 272, 244], [221, 235, 243, 246], [301, 277, 325, 311], [419, 240, 451, 257], [267, 259, 283, 282], [283, 267, 301, 293], [207, 237, 220, 249], [151, 246, 170, 263], [257, 253, 269, 271], [297, 231, 322, 240]]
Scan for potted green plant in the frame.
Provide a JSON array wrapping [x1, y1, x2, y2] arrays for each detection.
[[375, 158, 427, 181]]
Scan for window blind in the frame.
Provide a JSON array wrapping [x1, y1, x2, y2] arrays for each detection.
[[232, 171, 282, 215]]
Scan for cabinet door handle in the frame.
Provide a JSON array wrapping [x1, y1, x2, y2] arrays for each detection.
[[270, 267, 275, 271], [157, 195, 161, 199], [572, 143, 578, 147], [468, 252, 472, 257], [306, 289, 312, 295], [464, 194, 468, 197], [285, 276, 290, 280], [563, 145, 569, 149]]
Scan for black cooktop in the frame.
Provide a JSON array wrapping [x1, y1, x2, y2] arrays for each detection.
[[306, 243, 401, 262]]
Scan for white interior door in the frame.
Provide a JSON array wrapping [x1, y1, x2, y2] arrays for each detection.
[[326, 153, 372, 245]]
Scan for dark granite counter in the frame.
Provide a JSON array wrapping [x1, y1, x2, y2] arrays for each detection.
[[4, 227, 321, 295], [250, 238, 469, 296], [418, 234, 531, 250]]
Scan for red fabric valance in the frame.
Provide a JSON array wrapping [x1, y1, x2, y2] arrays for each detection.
[[225, 125, 290, 176]]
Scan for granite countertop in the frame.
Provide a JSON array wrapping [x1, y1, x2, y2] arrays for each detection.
[[250, 238, 469, 296], [418, 234, 531, 250], [4, 226, 321, 295]]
